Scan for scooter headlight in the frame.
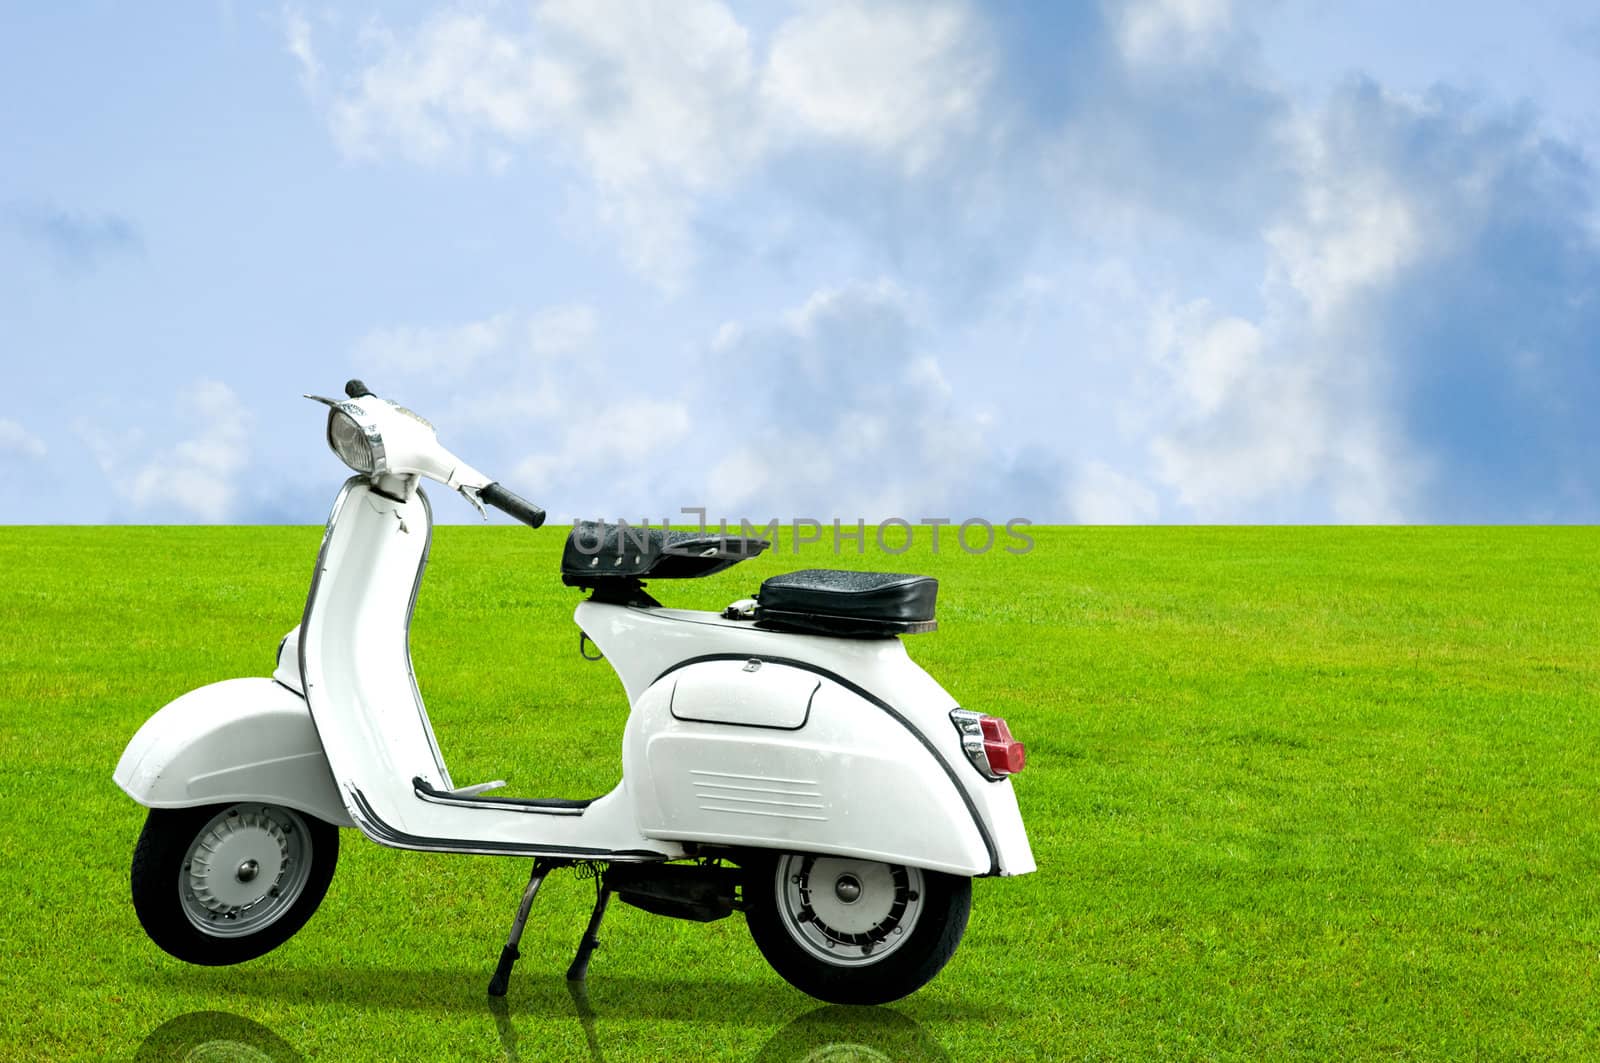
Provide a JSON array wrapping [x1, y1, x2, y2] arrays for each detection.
[[327, 408, 385, 474]]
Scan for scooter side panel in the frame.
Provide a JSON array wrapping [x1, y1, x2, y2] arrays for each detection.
[[112, 677, 354, 827], [625, 670, 993, 876], [588, 601, 1037, 876]]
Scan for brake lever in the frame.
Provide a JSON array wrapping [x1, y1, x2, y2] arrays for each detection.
[[459, 484, 488, 521]]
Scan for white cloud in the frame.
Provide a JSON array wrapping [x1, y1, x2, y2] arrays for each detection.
[[330, 13, 542, 162], [1147, 306, 1336, 514], [1145, 296, 1415, 523], [272, 4, 1600, 525], [762, 0, 992, 172], [1067, 460, 1159, 523], [327, 0, 760, 282], [344, 304, 693, 517], [0, 419, 47, 459], [283, 6, 319, 90], [706, 451, 769, 509], [711, 321, 744, 352], [1152, 306, 1261, 417], [358, 312, 516, 375], [84, 381, 252, 522], [1265, 117, 1425, 320], [513, 396, 693, 510], [317, 0, 994, 282], [527, 303, 597, 357], [1137, 87, 1449, 523], [356, 303, 595, 375], [530, 0, 761, 189], [1114, 0, 1236, 65], [693, 280, 1001, 520]]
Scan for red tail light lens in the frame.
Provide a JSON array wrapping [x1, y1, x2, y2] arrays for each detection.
[[980, 715, 1026, 775], [950, 709, 1026, 780]]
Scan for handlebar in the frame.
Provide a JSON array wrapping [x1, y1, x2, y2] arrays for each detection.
[[332, 380, 545, 527], [480, 483, 546, 529]]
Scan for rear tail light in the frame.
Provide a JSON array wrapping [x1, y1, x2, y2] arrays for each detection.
[[950, 709, 1026, 780]]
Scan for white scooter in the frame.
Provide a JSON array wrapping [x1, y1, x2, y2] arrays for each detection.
[[114, 381, 1035, 1004]]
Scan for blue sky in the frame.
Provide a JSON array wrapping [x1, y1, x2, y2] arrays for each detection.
[[2, 1, 1597, 524]]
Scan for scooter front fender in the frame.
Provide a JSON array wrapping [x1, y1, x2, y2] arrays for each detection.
[[113, 677, 353, 827]]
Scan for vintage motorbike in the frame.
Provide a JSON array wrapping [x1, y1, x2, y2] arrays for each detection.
[[114, 381, 1034, 1004]]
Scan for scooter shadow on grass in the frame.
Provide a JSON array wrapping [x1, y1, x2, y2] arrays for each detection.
[[134, 1010, 304, 1062], [142, 962, 1007, 1025], [133, 992, 953, 1063], [516, 982, 956, 1063]]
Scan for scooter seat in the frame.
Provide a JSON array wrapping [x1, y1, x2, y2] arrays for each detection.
[[754, 569, 938, 638], [562, 520, 769, 589]]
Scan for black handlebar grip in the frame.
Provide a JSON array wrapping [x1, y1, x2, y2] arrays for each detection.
[[480, 483, 546, 529], [345, 379, 374, 398]]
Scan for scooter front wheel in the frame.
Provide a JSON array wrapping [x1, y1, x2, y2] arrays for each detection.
[[742, 851, 971, 1005], [130, 802, 338, 965]]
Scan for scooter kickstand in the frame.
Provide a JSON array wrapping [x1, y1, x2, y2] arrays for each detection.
[[566, 883, 612, 982], [488, 858, 556, 997]]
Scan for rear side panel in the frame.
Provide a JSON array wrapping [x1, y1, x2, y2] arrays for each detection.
[[584, 600, 1036, 877], [624, 661, 992, 876]]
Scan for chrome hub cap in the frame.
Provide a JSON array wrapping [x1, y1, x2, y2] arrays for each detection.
[[180, 804, 313, 938], [777, 854, 925, 966]]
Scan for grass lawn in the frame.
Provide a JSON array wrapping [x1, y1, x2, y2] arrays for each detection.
[[2, 522, 1598, 1060]]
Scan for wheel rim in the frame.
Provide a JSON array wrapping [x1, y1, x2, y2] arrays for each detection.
[[179, 804, 314, 938], [183, 1043, 279, 1063], [775, 854, 925, 967]]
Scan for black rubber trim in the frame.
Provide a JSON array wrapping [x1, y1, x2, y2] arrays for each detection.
[[667, 674, 819, 732], [412, 776, 593, 815], [348, 788, 665, 861], [650, 654, 1000, 875]]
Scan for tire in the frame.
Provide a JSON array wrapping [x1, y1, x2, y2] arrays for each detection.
[[130, 802, 339, 966], [743, 851, 971, 1005]]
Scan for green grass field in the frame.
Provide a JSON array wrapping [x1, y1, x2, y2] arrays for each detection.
[[3, 524, 1598, 1060]]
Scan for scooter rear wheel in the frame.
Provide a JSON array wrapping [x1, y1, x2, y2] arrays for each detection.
[[742, 851, 971, 1004], [130, 802, 338, 965]]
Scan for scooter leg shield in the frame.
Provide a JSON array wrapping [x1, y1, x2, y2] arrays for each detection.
[[114, 677, 353, 828]]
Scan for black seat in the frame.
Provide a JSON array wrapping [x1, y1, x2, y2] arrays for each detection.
[[755, 569, 938, 638], [562, 520, 769, 590]]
